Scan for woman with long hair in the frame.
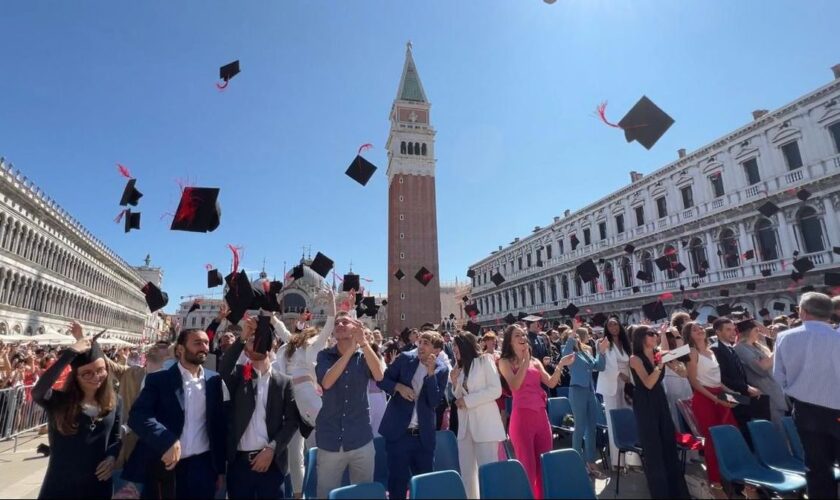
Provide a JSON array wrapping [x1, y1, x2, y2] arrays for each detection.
[[450, 332, 505, 498], [734, 319, 788, 431], [596, 317, 639, 470], [32, 323, 121, 499], [629, 325, 689, 498], [498, 324, 574, 499], [563, 326, 608, 478], [661, 313, 693, 430], [684, 321, 737, 493]]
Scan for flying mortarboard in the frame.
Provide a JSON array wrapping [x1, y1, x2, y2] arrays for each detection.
[[673, 262, 687, 274], [219, 60, 240, 84], [123, 210, 141, 233], [746, 283, 756, 291], [761, 269, 772, 278], [691, 282, 700, 289], [465, 304, 479, 318], [309, 252, 334, 279], [504, 313, 517, 325], [772, 301, 785, 311], [254, 316, 273, 354], [636, 270, 652, 282], [757, 201, 780, 218], [790, 271, 803, 282], [575, 260, 600, 283], [825, 272, 840, 287], [743, 249, 755, 260], [224, 270, 255, 323], [170, 187, 221, 233], [291, 265, 304, 280], [517, 312, 528, 321], [142, 282, 168, 313], [834, 247, 840, 255], [716, 304, 732, 317], [642, 300, 667, 322], [624, 244, 635, 254], [466, 269, 475, 278], [188, 301, 201, 314], [415, 267, 434, 286], [682, 298, 695, 310], [600, 96, 675, 150], [207, 268, 224, 288], [345, 144, 377, 186], [632, 286, 641, 293], [562, 303, 580, 318], [464, 321, 481, 336], [120, 178, 143, 207], [796, 188, 811, 201], [654, 256, 670, 271], [758, 308, 770, 317], [490, 272, 505, 286], [792, 257, 814, 274], [343, 273, 360, 292]]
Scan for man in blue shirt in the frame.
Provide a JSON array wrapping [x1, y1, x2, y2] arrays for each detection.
[[774, 292, 840, 499], [314, 313, 385, 498]]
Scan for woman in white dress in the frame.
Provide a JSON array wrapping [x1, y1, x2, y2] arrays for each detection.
[[451, 332, 505, 499], [272, 288, 335, 498], [662, 313, 694, 430]]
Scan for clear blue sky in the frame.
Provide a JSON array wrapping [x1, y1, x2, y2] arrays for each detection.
[[1, 0, 838, 313]]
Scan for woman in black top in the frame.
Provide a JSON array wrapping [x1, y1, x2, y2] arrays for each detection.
[[628, 325, 689, 499], [32, 323, 121, 499]]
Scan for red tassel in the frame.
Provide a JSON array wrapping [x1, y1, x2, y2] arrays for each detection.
[[596, 102, 622, 128], [216, 81, 229, 91], [262, 280, 270, 293], [228, 244, 240, 274], [659, 292, 674, 300], [357, 143, 374, 155], [117, 163, 132, 178], [114, 209, 127, 223], [205, 263, 213, 270], [242, 362, 252, 381]]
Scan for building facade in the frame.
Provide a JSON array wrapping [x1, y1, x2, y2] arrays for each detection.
[[0, 158, 150, 342], [386, 43, 442, 335], [468, 65, 840, 328]]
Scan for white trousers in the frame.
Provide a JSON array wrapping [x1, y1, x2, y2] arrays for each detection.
[[316, 441, 375, 499], [288, 430, 316, 495], [457, 426, 501, 499], [601, 385, 641, 468]]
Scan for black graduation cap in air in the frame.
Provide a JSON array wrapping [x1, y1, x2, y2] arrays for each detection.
[[790, 271, 803, 282], [465, 304, 479, 318], [682, 298, 695, 310], [720, 289, 730, 298], [716, 304, 732, 317], [345, 155, 377, 186], [462, 296, 469, 303], [464, 321, 481, 336], [624, 244, 635, 254], [617, 96, 675, 150], [415, 267, 434, 287], [772, 301, 785, 312], [707, 315, 719, 323], [760, 269, 772, 278], [591, 313, 608, 327], [746, 283, 756, 291], [188, 301, 201, 314], [254, 316, 273, 355], [757, 201, 779, 218], [689, 310, 700, 320], [170, 187, 221, 233], [792, 257, 814, 274], [490, 272, 505, 286], [654, 256, 670, 272], [636, 270, 652, 282], [381, 300, 388, 306], [208, 269, 224, 288], [575, 260, 600, 283], [124, 210, 141, 233], [632, 286, 641, 293], [310, 252, 334, 279], [691, 282, 700, 289], [697, 268, 707, 278], [503, 313, 517, 325], [466, 269, 476, 279], [562, 303, 580, 318], [743, 250, 755, 260], [824, 272, 840, 287], [570, 234, 580, 250], [758, 308, 770, 317], [291, 265, 304, 280], [224, 270, 256, 323], [834, 247, 840, 255], [142, 282, 168, 313], [517, 312, 528, 321], [796, 188, 811, 201], [252, 280, 283, 312], [71, 329, 108, 369], [642, 300, 667, 322], [394, 269, 405, 281], [219, 60, 240, 82], [120, 179, 143, 207], [673, 263, 687, 274], [343, 273, 360, 292]]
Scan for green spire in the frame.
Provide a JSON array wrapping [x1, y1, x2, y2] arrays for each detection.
[[397, 42, 427, 103]]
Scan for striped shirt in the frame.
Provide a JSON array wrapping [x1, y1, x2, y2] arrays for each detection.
[[773, 320, 840, 410]]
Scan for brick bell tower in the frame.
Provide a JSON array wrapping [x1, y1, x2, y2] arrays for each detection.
[[386, 42, 441, 336]]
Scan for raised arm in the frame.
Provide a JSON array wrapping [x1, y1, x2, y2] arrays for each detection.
[[33, 348, 77, 409], [270, 314, 292, 343], [498, 356, 530, 392], [629, 355, 661, 390]]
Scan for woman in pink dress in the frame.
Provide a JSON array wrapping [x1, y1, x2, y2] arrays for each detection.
[[498, 324, 574, 499]]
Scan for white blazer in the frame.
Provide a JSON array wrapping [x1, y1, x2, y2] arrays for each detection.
[[596, 345, 629, 397], [453, 354, 505, 443]]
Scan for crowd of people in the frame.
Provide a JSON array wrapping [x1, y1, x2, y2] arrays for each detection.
[[20, 289, 840, 499]]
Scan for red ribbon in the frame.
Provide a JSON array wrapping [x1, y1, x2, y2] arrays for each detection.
[[173, 186, 199, 225], [114, 209, 127, 223], [242, 362, 252, 381], [117, 164, 132, 178], [205, 263, 213, 271], [596, 102, 622, 128], [659, 292, 674, 300], [262, 280, 270, 293], [216, 81, 229, 91], [357, 143, 374, 155], [228, 244, 240, 274]]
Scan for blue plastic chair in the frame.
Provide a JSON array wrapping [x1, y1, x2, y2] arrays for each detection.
[[709, 425, 806, 495], [747, 420, 807, 476], [609, 408, 644, 495], [547, 397, 573, 434], [555, 386, 570, 399], [409, 470, 467, 499], [541, 449, 597, 499], [434, 430, 460, 473], [373, 436, 389, 487], [328, 482, 387, 500], [780, 416, 840, 480], [479, 460, 534, 499], [303, 448, 350, 499]]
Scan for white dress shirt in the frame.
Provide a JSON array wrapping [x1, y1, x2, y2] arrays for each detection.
[[178, 363, 210, 458], [409, 362, 429, 429], [239, 366, 273, 451]]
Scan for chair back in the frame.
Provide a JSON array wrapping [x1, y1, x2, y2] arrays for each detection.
[[479, 460, 534, 499], [303, 447, 350, 499], [373, 436, 389, 486], [555, 386, 570, 398], [547, 397, 572, 427], [709, 424, 761, 480], [781, 416, 805, 461], [409, 470, 467, 499], [328, 482, 387, 500], [434, 430, 460, 473], [541, 449, 597, 499], [676, 398, 702, 437], [608, 408, 639, 450], [747, 420, 802, 470]]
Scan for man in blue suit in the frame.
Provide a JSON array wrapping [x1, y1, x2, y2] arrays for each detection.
[[128, 328, 227, 499], [378, 330, 449, 499]]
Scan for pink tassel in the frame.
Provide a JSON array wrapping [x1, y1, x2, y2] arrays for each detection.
[[357, 143, 374, 155], [117, 164, 132, 178], [596, 102, 622, 128], [114, 209, 127, 223]]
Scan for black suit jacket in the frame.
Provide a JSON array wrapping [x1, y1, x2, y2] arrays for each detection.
[[219, 341, 300, 474], [711, 341, 749, 395]]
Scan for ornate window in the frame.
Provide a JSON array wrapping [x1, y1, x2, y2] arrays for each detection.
[[421, 143, 427, 156], [561, 275, 569, 299], [604, 262, 615, 291], [688, 237, 707, 274], [620, 257, 632, 288], [755, 219, 780, 261], [719, 229, 740, 268], [797, 206, 825, 253], [400, 141, 406, 154]]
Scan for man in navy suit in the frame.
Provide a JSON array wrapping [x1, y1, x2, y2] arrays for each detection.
[[128, 328, 227, 499], [378, 330, 449, 499]]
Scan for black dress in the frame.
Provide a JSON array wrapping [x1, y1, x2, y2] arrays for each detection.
[[631, 353, 689, 499], [32, 350, 122, 500]]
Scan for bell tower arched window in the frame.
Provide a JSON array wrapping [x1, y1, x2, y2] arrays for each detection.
[[421, 143, 427, 156], [400, 141, 406, 154]]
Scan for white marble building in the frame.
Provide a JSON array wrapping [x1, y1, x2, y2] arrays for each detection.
[[0, 158, 150, 342], [468, 65, 840, 327]]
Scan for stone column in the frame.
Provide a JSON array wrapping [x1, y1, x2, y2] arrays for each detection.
[[776, 214, 796, 258], [821, 196, 840, 249]]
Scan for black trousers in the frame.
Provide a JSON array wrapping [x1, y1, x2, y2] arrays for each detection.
[[226, 453, 284, 499], [793, 399, 840, 499]]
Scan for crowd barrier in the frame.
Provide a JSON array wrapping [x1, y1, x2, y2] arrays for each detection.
[[0, 384, 48, 452]]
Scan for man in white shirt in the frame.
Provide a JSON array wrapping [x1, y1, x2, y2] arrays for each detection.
[[218, 317, 300, 499]]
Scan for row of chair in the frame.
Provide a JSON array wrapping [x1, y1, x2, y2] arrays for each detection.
[[328, 450, 597, 499]]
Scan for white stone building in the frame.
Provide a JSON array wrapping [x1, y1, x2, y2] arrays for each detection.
[[468, 65, 840, 327], [0, 158, 150, 342]]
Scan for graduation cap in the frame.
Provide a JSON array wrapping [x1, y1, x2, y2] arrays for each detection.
[[219, 60, 240, 84], [624, 244, 635, 254], [71, 329, 108, 369], [309, 252, 334, 279], [291, 265, 304, 280], [654, 256, 670, 271], [119, 178, 143, 207], [562, 303, 580, 318], [697, 268, 707, 278], [381, 300, 388, 306], [461, 296, 469, 303], [123, 210, 141, 233], [252, 280, 283, 312], [464, 321, 481, 336], [632, 286, 641, 293], [207, 269, 224, 288], [746, 283, 756, 291], [604, 96, 675, 150], [522, 315, 543, 323], [707, 315, 718, 323], [757, 201, 779, 218], [834, 247, 840, 255], [691, 282, 700, 289], [689, 310, 700, 320], [490, 272, 505, 286], [792, 257, 814, 274], [743, 249, 755, 260], [415, 267, 434, 287], [517, 312, 528, 321], [673, 262, 687, 274], [790, 271, 803, 282], [343, 273, 360, 292], [760, 269, 772, 278], [591, 313, 607, 327], [772, 301, 785, 312], [254, 316, 273, 355], [503, 313, 517, 325], [636, 270, 652, 282], [345, 150, 378, 186], [188, 301, 201, 314], [465, 304, 479, 318], [681, 298, 695, 310], [825, 272, 840, 287], [466, 269, 475, 279], [141, 282, 168, 313], [394, 269, 405, 281], [170, 187, 221, 233], [575, 260, 600, 283], [796, 188, 811, 201], [720, 289, 730, 298], [642, 300, 667, 322], [225, 270, 256, 323], [716, 304, 732, 317], [362, 296, 376, 309], [736, 319, 758, 334]]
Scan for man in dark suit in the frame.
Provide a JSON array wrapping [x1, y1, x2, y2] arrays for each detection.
[[128, 328, 227, 499], [378, 330, 449, 500], [218, 316, 300, 499]]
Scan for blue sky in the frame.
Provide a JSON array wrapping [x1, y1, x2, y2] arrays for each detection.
[[1, 0, 838, 313]]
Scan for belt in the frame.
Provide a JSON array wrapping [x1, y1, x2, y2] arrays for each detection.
[[293, 375, 315, 386], [237, 450, 264, 462], [407, 428, 421, 437]]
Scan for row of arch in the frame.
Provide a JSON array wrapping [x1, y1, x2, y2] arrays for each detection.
[[0, 212, 145, 310], [0, 267, 145, 331], [0, 322, 137, 342], [474, 208, 832, 316], [399, 141, 428, 156]]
